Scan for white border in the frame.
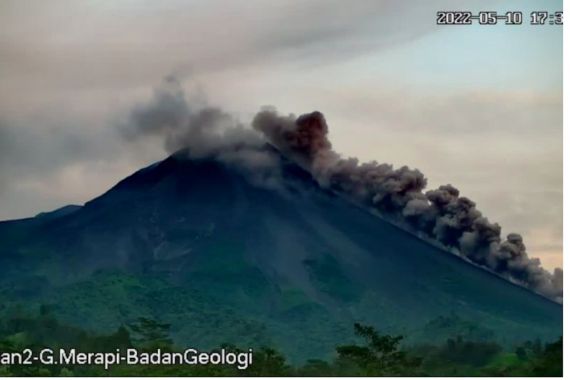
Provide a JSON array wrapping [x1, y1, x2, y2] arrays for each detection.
[[4, 3, 567, 380], [562, 0, 568, 377]]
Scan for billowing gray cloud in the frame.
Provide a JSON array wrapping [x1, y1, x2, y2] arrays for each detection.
[[120, 76, 261, 155], [120, 75, 283, 188], [0, 0, 561, 277], [0, 0, 453, 211], [253, 109, 563, 301]]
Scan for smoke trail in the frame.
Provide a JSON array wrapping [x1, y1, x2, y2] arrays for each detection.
[[121, 75, 264, 155], [120, 76, 283, 188], [120, 78, 562, 301], [253, 108, 563, 302]]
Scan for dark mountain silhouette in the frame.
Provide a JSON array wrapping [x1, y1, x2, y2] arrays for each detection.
[[0, 147, 561, 361]]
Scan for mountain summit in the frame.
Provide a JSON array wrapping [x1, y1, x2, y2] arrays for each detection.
[[0, 147, 561, 361]]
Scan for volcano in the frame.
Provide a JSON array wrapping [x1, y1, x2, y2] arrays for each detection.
[[0, 146, 561, 362]]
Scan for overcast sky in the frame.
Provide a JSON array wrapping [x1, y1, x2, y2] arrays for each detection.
[[0, 0, 562, 269]]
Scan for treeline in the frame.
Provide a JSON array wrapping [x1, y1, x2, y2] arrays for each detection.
[[0, 309, 561, 376]]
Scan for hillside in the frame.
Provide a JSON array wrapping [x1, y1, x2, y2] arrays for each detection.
[[0, 147, 561, 361]]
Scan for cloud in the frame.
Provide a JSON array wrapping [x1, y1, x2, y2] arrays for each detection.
[[0, 0, 456, 220], [0, 0, 461, 95], [119, 75, 284, 188], [0, 0, 561, 276], [254, 109, 562, 300]]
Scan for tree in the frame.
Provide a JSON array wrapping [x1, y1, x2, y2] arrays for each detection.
[[127, 317, 173, 350], [515, 346, 528, 361], [438, 335, 501, 367], [335, 323, 422, 376], [529, 337, 562, 376], [243, 347, 291, 376], [296, 359, 333, 376]]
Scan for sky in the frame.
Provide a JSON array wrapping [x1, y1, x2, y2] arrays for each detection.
[[0, 0, 562, 270]]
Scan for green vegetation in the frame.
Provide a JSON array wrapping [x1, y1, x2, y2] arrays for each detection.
[[0, 308, 561, 376]]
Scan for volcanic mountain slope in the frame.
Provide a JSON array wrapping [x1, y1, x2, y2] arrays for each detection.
[[0, 147, 562, 361]]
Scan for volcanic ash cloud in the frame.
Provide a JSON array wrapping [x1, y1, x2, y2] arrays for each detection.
[[120, 77, 562, 301], [253, 108, 563, 302], [120, 76, 283, 188]]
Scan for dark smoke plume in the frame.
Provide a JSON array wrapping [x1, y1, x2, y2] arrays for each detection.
[[121, 78, 562, 301], [253, 109, 563, 302], [120, 76, 283, 188]]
